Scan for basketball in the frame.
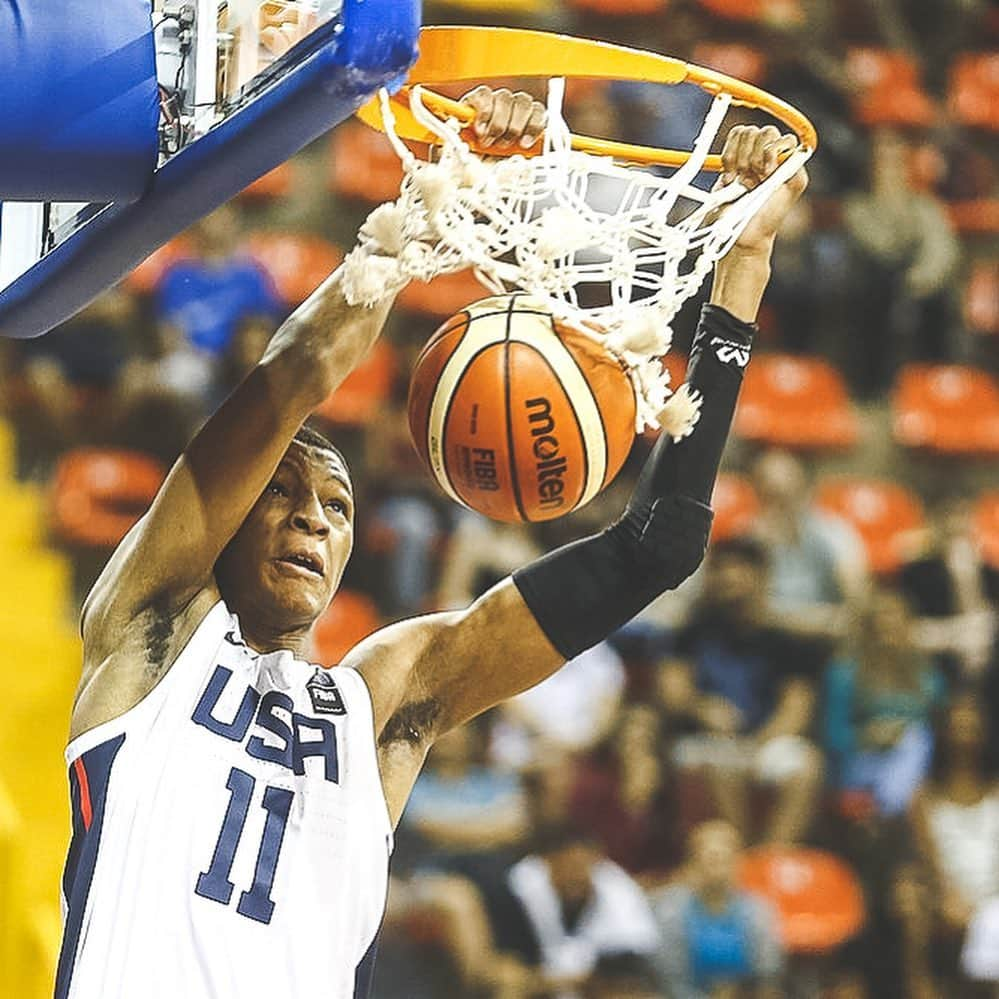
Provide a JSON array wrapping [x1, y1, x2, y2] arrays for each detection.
[[408, 294, 637, 523]]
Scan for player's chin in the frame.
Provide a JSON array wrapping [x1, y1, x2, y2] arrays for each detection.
[[263, 565, 331, 621]]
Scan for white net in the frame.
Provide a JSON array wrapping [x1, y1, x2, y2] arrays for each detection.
[[342, 79, 812, 434]]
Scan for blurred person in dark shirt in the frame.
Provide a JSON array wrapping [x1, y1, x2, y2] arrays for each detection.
[[651, 820, 783, 999], [118, 311, 280, 470], [658, 537, 827, 844], [113, 315, 216, 465], [11, 289, 134, 475], [900, 495, 999, 679], [501, 825, 661, 999], [17, 288, 132, 391], [842, 128, 960, 397], [209, 312, 278, 407], [390, 821, 661, 999], [570, 703, 681, 882]]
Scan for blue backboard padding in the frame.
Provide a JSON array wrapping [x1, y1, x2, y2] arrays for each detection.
[[0, 0, 420, 340], [0, 0, 159, 202]]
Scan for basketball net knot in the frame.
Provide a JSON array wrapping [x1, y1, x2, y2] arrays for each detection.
[[342, 80, 809, 437]]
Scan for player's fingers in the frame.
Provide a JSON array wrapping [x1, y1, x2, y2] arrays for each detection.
[[719, 125, 745, 185], [749, 125, 782, 179], [502, 92, 536, 148], [482, 88, 515, 146], [521, 102, 547, 149], [764, 133, 798, 178], [732, 126, 760, 184], [460, 85, 496, 138]]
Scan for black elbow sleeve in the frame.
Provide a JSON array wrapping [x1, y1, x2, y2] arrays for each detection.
[[513, 494, 712, 660], [514, 304, 751, 660]]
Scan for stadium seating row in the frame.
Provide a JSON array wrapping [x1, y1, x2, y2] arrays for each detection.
[[46, 443, 999, 585]]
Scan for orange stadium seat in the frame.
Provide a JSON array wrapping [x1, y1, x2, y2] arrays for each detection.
[[948, 199, 999, 235], [245, 232, 343, 307], [846, 48, 935, 127], [328, 120, 405, 205], [892, 364, 999, 455], [710, 473, 760, 541], [123, 235, 195, 295], [974, 491, 999, 568], [313, 590, 381, 665], [691, 43, 768, 86], [697, 0, 802, 27], [740, 847, 865, 954], [396, 269, 492, 319], [52, 449, 166, 549], [734, 354, 858, 451], [814, 477, 926, 574], [569, 0, 669, 13], [313, 339, 397, 426], [238, 161, 295, 201], [965, 260, 999, 335], [949, 53, 999, 131]]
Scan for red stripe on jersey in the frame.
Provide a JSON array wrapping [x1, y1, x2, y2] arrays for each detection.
[[73, 757, 93, 831]]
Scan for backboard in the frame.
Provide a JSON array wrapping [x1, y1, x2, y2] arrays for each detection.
[[0, 0, 419, 338]]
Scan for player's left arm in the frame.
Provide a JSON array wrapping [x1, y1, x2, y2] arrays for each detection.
[[353, 126, 806, 761]]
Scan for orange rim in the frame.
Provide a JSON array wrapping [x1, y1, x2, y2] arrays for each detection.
[[356, 26, 817, 171]]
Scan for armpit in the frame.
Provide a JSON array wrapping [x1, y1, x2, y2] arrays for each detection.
[[142, 598, 178, 681], [378, 698, 442, 747]]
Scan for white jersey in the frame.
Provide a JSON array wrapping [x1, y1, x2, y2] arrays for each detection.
[[56, 601, 392, 999]]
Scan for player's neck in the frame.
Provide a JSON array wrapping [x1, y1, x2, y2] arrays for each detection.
[[240, 622, 313, 659]]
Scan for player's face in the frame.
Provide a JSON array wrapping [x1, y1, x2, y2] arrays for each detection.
[[219, 443, 354, 629]]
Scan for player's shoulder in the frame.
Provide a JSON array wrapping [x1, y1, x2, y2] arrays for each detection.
[[343, 613, 450, 722], [73, 584, 223, 743], [83, 575, 220, 661]]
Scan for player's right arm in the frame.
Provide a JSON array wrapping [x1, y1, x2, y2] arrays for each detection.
[[75, 271, 396, 729], [73, 89, 549, 740]]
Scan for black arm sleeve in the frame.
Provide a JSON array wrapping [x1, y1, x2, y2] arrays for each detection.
[[513, 304, 756, 659]]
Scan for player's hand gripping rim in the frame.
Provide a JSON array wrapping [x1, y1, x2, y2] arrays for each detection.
[[460, 85, 547, 151], [714, 124, 809, 254]]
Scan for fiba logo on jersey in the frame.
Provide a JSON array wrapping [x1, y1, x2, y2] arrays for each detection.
[[307, 669, 347, 715]]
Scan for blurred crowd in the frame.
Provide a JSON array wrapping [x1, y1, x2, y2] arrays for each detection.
[[1, 0, 998, 995]]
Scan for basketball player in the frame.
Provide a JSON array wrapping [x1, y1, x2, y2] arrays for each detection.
[[57, 87, 807, 998]]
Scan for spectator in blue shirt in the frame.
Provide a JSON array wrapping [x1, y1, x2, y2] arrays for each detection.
[[402, 717, 528, 864], [155, 204, 282, 357], [824, 586, 944, 816], [651, 820, 784, 999]]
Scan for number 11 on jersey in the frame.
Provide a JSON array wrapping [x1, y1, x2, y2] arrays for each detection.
[[196, 767, 294, 924]]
